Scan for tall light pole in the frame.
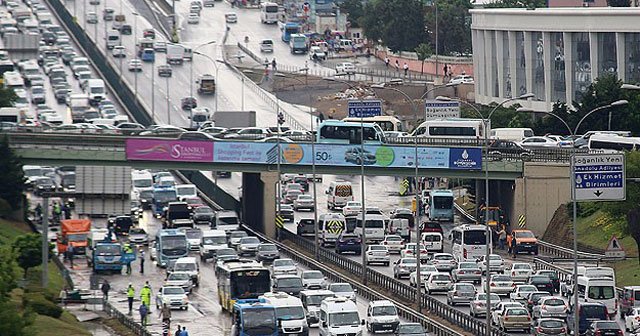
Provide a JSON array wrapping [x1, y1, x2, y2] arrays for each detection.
[[132, 12, 139, 101], [439, 93, 535, 335], [188, 40, 216, 128], [517, 99, 627, 336], [275, 73, 318, 260]]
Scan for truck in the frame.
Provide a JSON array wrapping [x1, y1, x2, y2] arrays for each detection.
[[88, 241, 136, 274], [196, 74, 216, 94], [231, 299, 278, 336], [212, 111, 256, 128], [66, 94, 91, 123], [75, 166, 132, 216], [281, 22, 300, 42], [164, 201, 193, 229], [289, 34, 308, 54], [167, 43, 185, 65], [57, 219, 91, 256]]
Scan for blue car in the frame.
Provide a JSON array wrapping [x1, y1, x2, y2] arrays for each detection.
[[141, 48, 155, 62], [335, 232, 361, 255]]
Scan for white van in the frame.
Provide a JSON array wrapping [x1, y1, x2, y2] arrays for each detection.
[[319, 297, 363, 336], [354, 214, 386, 243], [172, 256, 200, 286], [106, 30, 120, 49], [318, 213, 346, 247], [213, 210, 240, 233], [584, 266, 616, 283], [366, 300, 400, 333], [421, 232, 443, 253], [577, 276, 617, 318], [325, 181, 353, 210], [198, 229, 227, 261], [86, 79, 105, 104], [490, 128, 534, 141], [176, 184, 197, 200], [260, 292, 309, 335]]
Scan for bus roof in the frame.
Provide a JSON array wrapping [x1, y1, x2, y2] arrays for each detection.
[[319, 120, 378, 127], [454, 224, 486, 231], [159, 229, 185, 236], [430, 189, 454, 196], [218, 259, 267, 272]]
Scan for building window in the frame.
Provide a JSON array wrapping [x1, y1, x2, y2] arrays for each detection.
[[515, 32, 526, 97], [531, 32, 545, 101], [503, 32, 511, 98], [551, 32, 566, 102], [598, 33, 617, 77], [490, 31, 499, 97], [572, 32, 591, 101], [626, 33, 640, 83]]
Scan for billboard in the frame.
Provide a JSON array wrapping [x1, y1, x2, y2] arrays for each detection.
[[425, 100, 460, 120], [348, 99, 382, 118], [126, 139, 482, 170]]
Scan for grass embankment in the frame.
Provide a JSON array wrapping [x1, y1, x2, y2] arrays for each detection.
[[576, 210, 640, 287], [0, 219, 90, 336]]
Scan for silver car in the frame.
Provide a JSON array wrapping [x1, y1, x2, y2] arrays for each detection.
[[469, 293, 501, 317], [446, 283, 476, 306], [164, 271, 194, 293], [328, 282, 357, 302], [256, 243, 280, 262], [393, 258, 418, 279], [452, 262, 482, 284], [301, 270, 327, 290], [429, 253, 457, 272], [532, 296, 568, 319], [236, 236, 260, 256], [271, 258, 297, 276], [482, 274, 515, 296]]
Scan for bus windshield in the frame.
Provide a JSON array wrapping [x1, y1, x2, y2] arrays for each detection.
[[433, 196, 453, 209], [161, 236, 188, 255], [231, 270, 271, 299], [96, 244, 121, 256], [154, 189, 177, 202]]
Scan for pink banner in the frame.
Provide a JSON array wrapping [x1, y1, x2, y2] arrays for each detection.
[[126, 139, 214, 162]]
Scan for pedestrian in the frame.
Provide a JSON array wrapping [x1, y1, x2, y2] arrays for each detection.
[[34, 203, 42, 221], [139, 249, 145, 274], [160, 303, 171, 334], [124, 243, 133, 274], [506, 232, 513, 254], [140, 281, 152, 310], [328, 108, 335, 120], [317, 112, 325, 123], [174, 325, 182, 336], [67, 243, 74, 268], [101, 280, 111, 301], [63, 203, 71, 219], [395, 59, 399, 72], [384, 57, 389, 68], [511, 234, 518, 259], [443, 64, 448, 79], [127, 283, 135, 315], [139, 301, 149, 326], [271, 58, 277, 71], [498, 227, 507, 250], [59, 286, 68, 308], [179, 326, 189, 336], [403, 62, 409, 76]]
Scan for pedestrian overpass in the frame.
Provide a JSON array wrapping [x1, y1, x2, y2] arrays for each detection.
[[5, 132, 572, 236]]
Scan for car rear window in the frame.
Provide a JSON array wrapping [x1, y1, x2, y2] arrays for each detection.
[[540, 319, 563, 328], [582, 305, 607, 318], [596, 321, 619, 329]]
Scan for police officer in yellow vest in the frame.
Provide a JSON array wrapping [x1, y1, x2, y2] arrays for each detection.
[[127, 283, 135, 315], [140, 281, 152, 310], [124, 244, 133, 274]]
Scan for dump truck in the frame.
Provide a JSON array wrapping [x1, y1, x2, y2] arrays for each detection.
[[88, 241, 136, 274], [57, 219, 91, 256]]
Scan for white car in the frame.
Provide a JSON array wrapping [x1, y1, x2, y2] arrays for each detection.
[[328, 282, 356, 302], [509, 284, 538, 302], [293, 194, 315, 211], [259, 39, 273, 53], [424, 272, 453, 294], [342, 201, 362, 216], [429, 253, 457, 272], [449, 74, 474, 84], [491, 301, 524, 326], [364, 245, 390, 266], [128, 58, 142, 72], [508, 263, 533, 283], [336, 62, 355, 75], [112, 45, 126, 58], [309, 46, 326, 61], [409, 264, 439, 287], [271, 258, 297, 276], [187, 13, 200, 24], [155, 286, 189, 310], [625, 307, 640, 332], [400, 243, 429, 262], [86, 12, 98, 24], [301, 270, 327, 290], [477, 254, 505, 274], [381, 235, 404, 253], [519, 136, 559, 148], [366, 300, 400, 333], [225, 13, 237, 23], [482, 274, 515, 296], [164, 271, 194, 293]]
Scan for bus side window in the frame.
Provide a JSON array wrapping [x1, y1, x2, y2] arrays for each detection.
[[349, 128, 360, 144]]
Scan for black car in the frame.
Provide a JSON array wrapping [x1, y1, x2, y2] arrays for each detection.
[[278, 205, 294, 222], [533, 318, 567, 336], [395, 323, 428, 336], [112, 215, 133, 236], [585, 321, 623, 336], [120, 24, 132, 35], [292, 175, 309, 192], [488, 140, 534, 160], [335, 232, 361, 255], [528, 275, 555, 294], [296, 218, 315, 236], [192, 206, 214, 225], [536, 270, 560, 293], [34, 176, 57, 195], [216, 171, 231, 178]]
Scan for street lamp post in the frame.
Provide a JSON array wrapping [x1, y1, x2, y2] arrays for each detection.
[[517, 99, 628, 336], [132, 12, 139, 100]]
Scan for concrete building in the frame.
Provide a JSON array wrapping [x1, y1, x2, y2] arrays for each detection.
[[470, 7, 640, 111]]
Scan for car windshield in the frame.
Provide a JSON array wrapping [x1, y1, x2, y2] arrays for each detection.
[[259, 244, 277, 252], [297, 195, 312, 200], [242, 308, 276, 331], [435, 254, 454, 260], [275, 306, 304, 321], [493, 275, 512, 282], [386, 236, 402, 242], [507, 308, 528, 316], [544, 298, 565, 306], [372, 305, 397, 316], [130, 228, 146, 235], [303, 271, 323, 279], [330, 284, 353, 292], [195, 207, 213, 214], [401, 258, 417, 265], [431, 274, 451, 281], [203, 236, 226, 245], [582, 305, 607, 318], [163, 287, 184, 295], [516, 231, 535, 238], [596, 321, 620, 329], [241, 237, 260, 244], [174, 263, 196, 272], [329, 312, 360, 326], [185, 230, 201, 239], [459, 263, 477, 269], [277, 278, 302, 287], [530, 276, 550, 282], [519, 286, 536, 292], [370, 246, 386, 251], [398, 324, 424, 334], [96, 245, 120, 256], [514, 264, 531, 270], [220, 216, 239, 225], [168, 273, 190, 281], [274, 259, 294, 267], [306, 294, 333, 305], [588, 286, 615, 300], [216, 248, 235, 256], [230, 232, 247, 238], [477, 294, 500, 301]]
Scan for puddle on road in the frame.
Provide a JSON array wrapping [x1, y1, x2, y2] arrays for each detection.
[[82, 321, 112, 336]]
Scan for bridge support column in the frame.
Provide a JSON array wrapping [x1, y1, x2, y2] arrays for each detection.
[[260, 172, 278, 240], [241, 171, 278, 238]]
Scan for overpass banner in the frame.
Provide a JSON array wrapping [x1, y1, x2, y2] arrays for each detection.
[[126, 139, 482, 170]]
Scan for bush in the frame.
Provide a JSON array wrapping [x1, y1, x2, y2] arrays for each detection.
[[0, 198, 11, 217], [24, 292, 62, 318]]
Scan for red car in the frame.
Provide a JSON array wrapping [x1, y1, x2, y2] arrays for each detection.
[[143, 28, 155, 39]]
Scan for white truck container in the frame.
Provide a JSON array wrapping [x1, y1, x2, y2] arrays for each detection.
[[76, 166, 132, 216], [86, 79, 106, 104], [167, 43, 185, 64], [67, 93, 91, 123], [212, 111, 257, 128]]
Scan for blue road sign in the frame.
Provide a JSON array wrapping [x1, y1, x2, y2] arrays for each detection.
[[348, 99, 382, 118], [573, 154, 625, 201]]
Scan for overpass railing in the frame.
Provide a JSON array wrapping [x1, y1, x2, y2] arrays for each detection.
[[532, 257, 623, 296]]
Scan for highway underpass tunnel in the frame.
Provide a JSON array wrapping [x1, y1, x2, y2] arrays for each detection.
[[242, 172, 278, 238], [474, 179, 515, 230]]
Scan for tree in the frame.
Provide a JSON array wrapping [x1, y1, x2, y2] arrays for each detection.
[[0, 246, 17, 298], [415, 43, 433, 74], [425, 0, 473, 56], [361, 0, 426, 52], [0, 136, 24, 214], [0, 86, 17, 108], [339, 0, 364, 28], [607, 0, 631, 6], [0, 298, 34, 336], [13, 233, 46, 278], [483, 0, 546, 8]]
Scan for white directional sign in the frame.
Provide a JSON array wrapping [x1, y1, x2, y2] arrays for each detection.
[[424, 100, 460, 120], [573, 154, 625, 202]]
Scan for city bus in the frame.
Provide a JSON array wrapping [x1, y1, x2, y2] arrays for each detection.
[[260, 2, 279, 24], [152, 185, 177, 217], [588, 133, 640, 151], [411, 118, 487, 139], [153, 229, 188, 268], [316, 120, 386, 144], [428, 189, 454, 222], [450, 224, 487, 262], [216, 259, 271, 312], [342, 115, 403, 132], [281, 22, 300, 42]]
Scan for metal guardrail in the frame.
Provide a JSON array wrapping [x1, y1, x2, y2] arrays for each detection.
[[532, 257, 623, 296], [279, 229, 508, 336], [276, 63, 433, 84], [103, 300, 153, 336]]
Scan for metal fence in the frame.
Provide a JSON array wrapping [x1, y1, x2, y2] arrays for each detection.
[[532, 257, 623, 296], [103, 300, 153, 336], [276, 63, 433, 83]]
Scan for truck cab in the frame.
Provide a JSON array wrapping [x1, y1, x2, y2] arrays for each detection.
[[260, 292, 309, 336], [231, 299, 278, 336], [57, 219, 91, 256]]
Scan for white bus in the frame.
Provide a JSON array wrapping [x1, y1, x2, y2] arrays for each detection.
[[450, 224, 487, 262], [588, 134, 640, 151], [577, 276, 618, 318], [412, 118, 487, 139], [317, 120, 385, 144], [342, 116, 403, 132], [260, 2, 279, 24]]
